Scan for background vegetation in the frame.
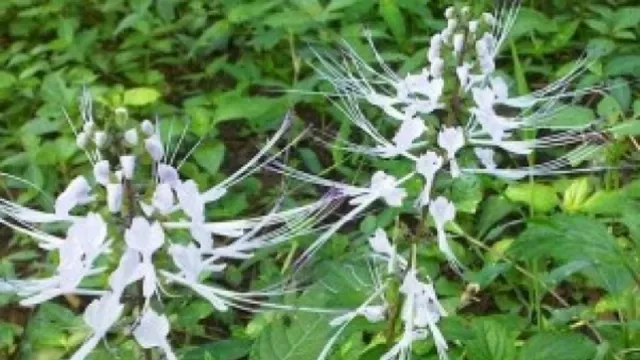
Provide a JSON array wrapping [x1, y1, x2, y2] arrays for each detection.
[[1, 0, 640, 359]]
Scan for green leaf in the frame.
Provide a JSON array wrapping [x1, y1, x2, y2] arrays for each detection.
[[466, 319, 518, 360], [510, 215, 634, 293], [181, 339, 251, 360], [194, 143, 225, 175], [610, 120, 640, 138], [505, 183, 559, 213], [605, 55, 640, 77], [612, 7, 640, 32], [476, 196, 519, 237], [379, 0, 406, 42], [519, 332, 596, 360], [297, 148, 323, 174], [450, 175, 483, 214], [597, 95, 622, 121], [123, 87, 161, 106], [539, 106, 595, 128], [0, 71, 16, 89]]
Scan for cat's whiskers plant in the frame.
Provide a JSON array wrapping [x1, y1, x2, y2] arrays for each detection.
[[273, 2, 621, 359], [0, 94, 342, 359]]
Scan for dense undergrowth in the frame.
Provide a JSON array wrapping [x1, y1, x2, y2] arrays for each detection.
[[1, 0, 640, 359]]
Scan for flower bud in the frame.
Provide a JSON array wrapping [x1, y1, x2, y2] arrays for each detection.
[[120, 155, 136, 180], [469, 20, 478, 33], [483, 12, 496, 26], [93, 160, 110, 186], [461, 6, 470, 17], [124, 128, 138, 146], [430, 57, 444, 78], [444, 7, 455, 19], [144, 136, 164, 162], [114, 107, 128, 126], [141, 119, 155, 136], [453, 33, 465, 56], [106, 183, 123, 213], [94, 131, 108, 148], [82, 121, 95, 133], [76, 131, 89, 149]]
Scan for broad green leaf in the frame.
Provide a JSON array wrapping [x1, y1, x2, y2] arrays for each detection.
[[605, 55, 640, 77], [123, 87, 161, 106], [597, 95, 622, 121], [612, 7, 640, 32], [609, 120, 640, 138], [0, 71, 16, 88], [181, 339, 251, 360], [510, 215, 634, 293], [518, 332, 596, 360], [379, 0, 406, 42], [539, 106, 595, 128], [194, 143, 225, 175], [505, 183, 559, 213], [476, 196, 519, 237], [561, 178, 591, 213], [466, 319, 518, 360]]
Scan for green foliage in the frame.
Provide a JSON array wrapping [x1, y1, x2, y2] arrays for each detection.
[[1, 0, 640, 359]]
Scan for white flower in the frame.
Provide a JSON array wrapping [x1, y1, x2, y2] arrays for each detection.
[[175, 180, 205, 223], [55, 176, 93, 216], [169, 243, 225, 283], [429, 197, 460, 271], [120, 155, 135, 179], [125, 217, 164, 259], [158, 163, 180, 187], [68, 293, 124, 360], [93, 160, 110, 186], [415, 151, 443, 207], [474, 148, 497, 170], [133, 308, 177, 360], [350, 171, 407, 207], [152, 183, 175, 215], [437, 127, 465, 178]]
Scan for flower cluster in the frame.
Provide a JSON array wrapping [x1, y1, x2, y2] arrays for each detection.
[[0, 3, 611, 360], [0, 95, 336, 359], [273, 3, 608, 359]]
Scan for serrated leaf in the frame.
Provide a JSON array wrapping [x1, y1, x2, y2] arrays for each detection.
[[466, 319, 518, 360], [510, 215, 634, 293]]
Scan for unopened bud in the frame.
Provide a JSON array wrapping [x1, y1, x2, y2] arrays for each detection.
[[430, 57, 444, 78], [144, 136, 164, 161], [120, 155, 136, 180], [469, 20, 478, 33], [444, 7, 455, 19], [461, 6, 470, 17], [106, 183, 123, 213], [94, 131, 108, 148], [82, 122, 95, 133], [76, 132, 89, 149], [453, 33, 465, 56], [483, 12, 496, 26], [141, 119, 155, 136], [124, 128, 138, 146], [93, 160, 110, 186]]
